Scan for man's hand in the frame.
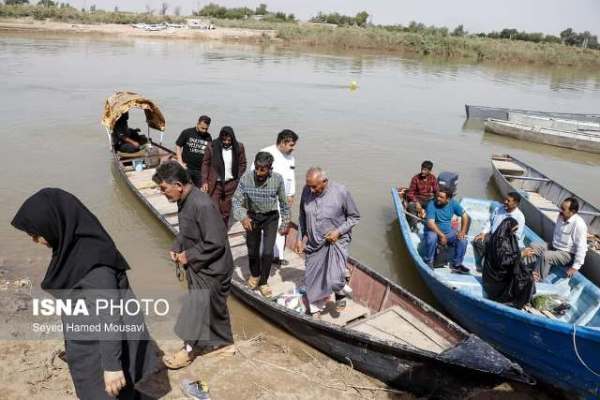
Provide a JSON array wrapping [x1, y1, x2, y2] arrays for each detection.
[[169, 251, 178, 262], [242, 217, 253, 232], [521, 247, 535, 258], [566, 267, 578, 278], [438, 234, 448, 246], [532, 271, 541, 282], [200, 183, 209, 192], [474, 233, 485, 242], [104, 370, 126, 397], [176, 251, 188, 265], [287, 196, 295, 207], [456, 231, 467, 241], [325, 230, 341, 243], [279, 223, 290, 236], [294, 240, 304, 254]]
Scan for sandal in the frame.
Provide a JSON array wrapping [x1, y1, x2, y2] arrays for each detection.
[[335, 299, 347, 313], [162, 348, 194, 370], [180, 378, 210, 400], [258, 284, 273, 298], [246, 276, 259, 290]]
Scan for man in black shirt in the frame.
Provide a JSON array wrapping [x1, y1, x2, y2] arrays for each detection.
[[176, 115, 212, 187]]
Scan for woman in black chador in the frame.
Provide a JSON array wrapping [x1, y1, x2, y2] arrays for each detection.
[[482, 217, 535, 309], [12, 188, 160, 399]]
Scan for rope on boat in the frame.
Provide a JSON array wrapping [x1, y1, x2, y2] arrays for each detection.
[[572, 324, 600, 378]]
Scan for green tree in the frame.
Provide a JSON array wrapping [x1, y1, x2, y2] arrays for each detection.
[[6, 0, 30, 4], [38, 0, 56, 6], [355, 11, 369, 27], [451, 24, 465, 37], [255, 3, 267, 15]]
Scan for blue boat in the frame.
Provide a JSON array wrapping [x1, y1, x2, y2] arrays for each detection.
[[391, 190, 600, 398]]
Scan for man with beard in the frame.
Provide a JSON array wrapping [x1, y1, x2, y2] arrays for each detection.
[[232, 152, 290, 298], [176, 115, 212, 187], [200, 126, 247, 226], [259, 129, 299, 266], [405, 160, 438, 231], [152, 161, 234, 369], [295, 167, 360, 316]]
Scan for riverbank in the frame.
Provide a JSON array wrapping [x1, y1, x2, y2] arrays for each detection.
[[1, 18, 600, 68]]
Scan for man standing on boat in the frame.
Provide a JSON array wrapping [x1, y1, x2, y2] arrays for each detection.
[[405, 160, 438, 231], [176, 115, 212, 187], [472, 192, 527, 271], [259, 129, 299, 266], [200, 126, 247, 226], [295, 167, 360, 316], [152, 161, 234, 369], [232, 152, 290, 298], [422, 189, 470, 274], [527, 197, 588, 280]]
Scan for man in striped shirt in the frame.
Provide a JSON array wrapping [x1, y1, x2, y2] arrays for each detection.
[[232, 152, 290, 297]]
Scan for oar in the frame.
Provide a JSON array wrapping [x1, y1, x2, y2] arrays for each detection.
[[397, 205, 426, 222]]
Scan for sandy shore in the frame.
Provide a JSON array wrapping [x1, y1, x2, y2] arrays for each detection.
[[0, 19, 277, 43]]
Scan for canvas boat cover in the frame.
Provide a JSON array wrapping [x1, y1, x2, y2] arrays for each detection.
[[102, 91, 166, 132]]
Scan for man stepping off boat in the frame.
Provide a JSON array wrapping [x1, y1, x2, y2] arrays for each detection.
[[472, 192, 527, 272], [295, 167, 360, 316], [526, 197, 589, 281], [422, 188, 471, 274], [152, 161, 235, 369], [232, 152, 290, 298]]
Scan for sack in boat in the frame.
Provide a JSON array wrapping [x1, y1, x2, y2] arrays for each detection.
[[144, 146, 160, 168], [532, 294, 568, 312]]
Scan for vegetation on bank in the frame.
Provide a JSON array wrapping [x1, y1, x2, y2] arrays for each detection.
[[1, 2, 599, 67]]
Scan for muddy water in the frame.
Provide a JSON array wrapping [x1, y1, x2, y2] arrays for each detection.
[[1, 32, 599, 348]]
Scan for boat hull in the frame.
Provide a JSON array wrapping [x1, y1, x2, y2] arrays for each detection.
[[485, 119, 600, 154], [392, 189, 600, 398], [466, 104, 600, 123]]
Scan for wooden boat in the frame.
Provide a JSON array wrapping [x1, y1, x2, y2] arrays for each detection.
[[491, 154, 600, 287], [508, 112, 600, 132], [102, 92, 532, 397], [465, 104, 600, 123], [484, 118, 600, 154], [392, 190, 600, 398]]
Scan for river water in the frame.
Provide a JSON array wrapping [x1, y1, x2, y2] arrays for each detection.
[[1, 32, 599, 339]]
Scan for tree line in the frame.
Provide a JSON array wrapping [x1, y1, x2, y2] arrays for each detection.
[[194, 3, 295, 22]]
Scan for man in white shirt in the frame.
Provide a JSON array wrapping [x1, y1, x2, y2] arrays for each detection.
[[260, 129, 299, 266], [472, 192, 526, 271], [527, 197, 588, 280]]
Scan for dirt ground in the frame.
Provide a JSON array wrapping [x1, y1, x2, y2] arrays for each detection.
[[0, 19, 277, 42], [0, 258, 563, 400]]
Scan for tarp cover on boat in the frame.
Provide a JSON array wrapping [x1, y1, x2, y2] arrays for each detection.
[[102, 91, 166, 131]]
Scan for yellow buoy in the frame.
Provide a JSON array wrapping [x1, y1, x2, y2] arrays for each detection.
[[350, 80, 358, 90]]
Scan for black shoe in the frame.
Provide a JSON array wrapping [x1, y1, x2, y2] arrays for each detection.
[[273, 258, 289, 266], [450, 265, 470, 275]]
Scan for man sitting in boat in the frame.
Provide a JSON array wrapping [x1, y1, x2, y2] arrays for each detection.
[[526, 197, 588, 280], [472, 192, 526, 272], [422, 188, 470, 274], [112, 112, 148, 153], [405, 160, 438, 231]]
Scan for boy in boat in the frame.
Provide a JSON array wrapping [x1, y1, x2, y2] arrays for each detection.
[[152, 161, 235, 369], [176, 115, 212, 187], [258, 129, 299, 266], [232, 152, 290, 298], [112, 111, 148, 153], [405, 161, 438, 231], [295, 167, 360, 316], [422, 188, 470, 274], [525, 197, 588, 280], [472, 192, 527, 271]]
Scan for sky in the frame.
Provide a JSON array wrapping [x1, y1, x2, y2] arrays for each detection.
[[65, 0, 599, 36]]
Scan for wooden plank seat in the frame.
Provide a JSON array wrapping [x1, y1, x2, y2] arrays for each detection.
[[493, 160, 526, 176], [350, 305, 452, 353], [320, 299, 369, 326], [527, 191, 560, 220], [145, 193, 178, 215]]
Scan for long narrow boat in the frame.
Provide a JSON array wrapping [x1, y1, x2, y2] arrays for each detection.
[[391, 190, 600, 398], [491, 154, 600, 287], [508, 113, 600, 132], [465, 104, 600, 123], [484, 118, 600, 154], [101, 92, 532, 397]]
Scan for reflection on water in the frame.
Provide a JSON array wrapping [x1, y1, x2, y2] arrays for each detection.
[[1, 31, 599, 309]]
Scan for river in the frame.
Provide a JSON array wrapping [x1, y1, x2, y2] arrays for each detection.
[[1, 31, 599, 342]]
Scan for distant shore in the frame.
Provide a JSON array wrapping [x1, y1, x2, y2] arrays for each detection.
[[2, 18, 600, 68]]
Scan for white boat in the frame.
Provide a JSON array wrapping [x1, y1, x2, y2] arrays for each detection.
[[509, 113, 600, 132], [484, 118, 600, 154]]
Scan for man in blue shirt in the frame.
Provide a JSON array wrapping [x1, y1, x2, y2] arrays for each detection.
[[423, 189, 470, 274]]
